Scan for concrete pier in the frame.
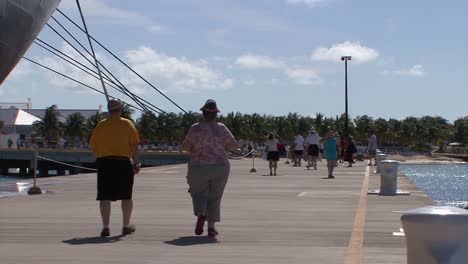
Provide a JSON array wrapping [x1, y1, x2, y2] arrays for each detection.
[[0, 158, 432, 264]]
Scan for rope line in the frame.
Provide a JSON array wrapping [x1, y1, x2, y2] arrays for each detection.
[[227, 149, 256, 159], [37, 156, 97, 171]]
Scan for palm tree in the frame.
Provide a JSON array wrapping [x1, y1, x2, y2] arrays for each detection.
[[64, 113, 87, 147], [86, 112, 104, 140], [155, 112, 181, 143], [137, 111, 159, 144], [453, 116, 468, 145], [32, 104, 63, 146], [121, 105, 135, 123], [353, 115, 374, 144], [221, 112, 244, 139]]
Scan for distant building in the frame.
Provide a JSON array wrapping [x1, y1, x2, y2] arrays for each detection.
[[0, 99, 103, 148]]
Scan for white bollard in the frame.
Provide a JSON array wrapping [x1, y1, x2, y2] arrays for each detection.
[[375, 153, 387, 173], [379, 160, 399, 195], [401, 206, 468, 264]]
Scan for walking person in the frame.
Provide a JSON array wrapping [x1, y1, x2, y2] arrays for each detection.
[[367, 131, 377, 166], [89, 99, 141, 237], [305, 130, 320, 170], [321, 130, 339, 179], [265, 132, 280, 176], [183, 99, 239, 237], [293, 132, 305, 167], [345, 136, 357, 167]]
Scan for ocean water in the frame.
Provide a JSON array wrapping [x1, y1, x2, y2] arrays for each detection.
[[399, 164, 468, 207]]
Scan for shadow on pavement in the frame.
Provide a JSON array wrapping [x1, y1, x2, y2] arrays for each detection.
[[63, 235, 125, 245], [164, 236, 218, 246]]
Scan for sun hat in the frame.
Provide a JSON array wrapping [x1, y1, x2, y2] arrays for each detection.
[[200, 99, 220, 113], [107, 99, 123, 111]]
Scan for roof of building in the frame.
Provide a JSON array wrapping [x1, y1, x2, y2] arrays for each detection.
[[23, 109, 103, 122], [0, 108, 103, 125], [0, 109, 41, 126]]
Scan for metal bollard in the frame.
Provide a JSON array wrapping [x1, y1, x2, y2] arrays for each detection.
[[401, 206, 468, 264], [375, 153, 387, 173], [379, 160, 399, 195]]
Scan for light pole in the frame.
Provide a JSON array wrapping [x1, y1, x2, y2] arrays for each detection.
[[341, 56, 351, 139]]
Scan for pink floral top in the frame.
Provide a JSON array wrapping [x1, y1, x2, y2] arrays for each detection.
[[183, 121, 239, 165]]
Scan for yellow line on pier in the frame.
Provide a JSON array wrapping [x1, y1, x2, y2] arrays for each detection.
[[344, 165, 370, 264]]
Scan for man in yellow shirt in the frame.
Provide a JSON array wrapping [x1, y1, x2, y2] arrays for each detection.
[[90, 99, 140, 237]]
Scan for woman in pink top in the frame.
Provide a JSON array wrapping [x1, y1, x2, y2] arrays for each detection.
[[183, 99, 239, 237]]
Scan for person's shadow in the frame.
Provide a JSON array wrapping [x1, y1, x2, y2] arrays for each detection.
[[164, 236, 218, 246], [63, 235, 125, 245]]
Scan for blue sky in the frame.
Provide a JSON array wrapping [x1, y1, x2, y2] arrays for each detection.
[[2, 0, 467, 122]]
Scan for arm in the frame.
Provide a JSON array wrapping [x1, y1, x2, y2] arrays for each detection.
[[132, 143, 140, 174]]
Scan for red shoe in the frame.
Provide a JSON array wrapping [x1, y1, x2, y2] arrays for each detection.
[[195, 215, 206, 235], [207, 227, 218, 237]]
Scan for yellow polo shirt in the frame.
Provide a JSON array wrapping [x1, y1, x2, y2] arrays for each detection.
[[90, 116, 140, 158]]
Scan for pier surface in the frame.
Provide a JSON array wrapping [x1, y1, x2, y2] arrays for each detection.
[[0, 158, 431, 264]]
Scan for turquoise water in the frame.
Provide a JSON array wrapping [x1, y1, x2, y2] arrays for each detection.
[[399, 164, 468, 207]]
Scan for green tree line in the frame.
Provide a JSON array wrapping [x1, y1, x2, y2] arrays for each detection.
[[32, 105, 468, 149]]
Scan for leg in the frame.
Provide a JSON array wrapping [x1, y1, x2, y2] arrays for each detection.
[[100, 200, 111, 227], [206, 166, 229, 226], [121, 199, 133, 226], [269, 160, 273, 175], [326, 160, 335, 178], [312, 156, 317, 169], [191, 191, 209, 217], [273, 161, 277, 175]]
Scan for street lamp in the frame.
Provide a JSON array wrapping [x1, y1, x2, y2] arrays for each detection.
[[341, 56, 351, 139]]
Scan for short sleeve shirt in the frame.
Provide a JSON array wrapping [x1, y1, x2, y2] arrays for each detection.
[[265, 139, 279, 152], [90, 116, 140, 158], [183, 122, 238, 166], [294, 135, 305, 150]]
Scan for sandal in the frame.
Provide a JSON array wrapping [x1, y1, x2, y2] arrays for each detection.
[[195, 215, 206, 235], [122, 224, 136, 235], [100, 228, 110, 237], [207, 227, 218, 237]]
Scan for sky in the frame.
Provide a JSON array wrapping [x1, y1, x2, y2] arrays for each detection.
[[1, 0, 467, 122]]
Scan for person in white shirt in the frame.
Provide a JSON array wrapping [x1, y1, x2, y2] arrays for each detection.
[[293, 133, 305, 167], [265, 132, 280, 176], [305, 130, 321, 170], [367, 132, 378, 166]]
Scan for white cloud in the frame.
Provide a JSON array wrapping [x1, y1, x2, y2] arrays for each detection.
[[235, 54, 284, 69], [377, 57, 395, 67], [242, 79, 256, 86], [38, 44, 104, 93], [311, 41, 379, 64], [147, 25, 164, 33], [125, 46, 234, 92], [235, 54, 322, 86], [286, 0, 332, 8], [59, 0, 164, 32], [6, 60, 32, 81], [268, 78, 281, 85], [285, 68, 322, 85], [32, 43, 233, 96], [381, 64, 426, 77]]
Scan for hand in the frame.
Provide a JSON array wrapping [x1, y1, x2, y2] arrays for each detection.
[[133, 162, 141, 174]]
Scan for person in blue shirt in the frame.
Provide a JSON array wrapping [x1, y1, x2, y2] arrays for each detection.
[[321, 129, 339, 179]]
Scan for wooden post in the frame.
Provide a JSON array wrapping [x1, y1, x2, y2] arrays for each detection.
[[28, 150, 42, 195]]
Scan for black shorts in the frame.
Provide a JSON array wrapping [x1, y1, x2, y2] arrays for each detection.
[[267, 151, 280, 161], [96, 158, 134, 201], [307, 144, 319, 156], [294, 150, 303, 156]]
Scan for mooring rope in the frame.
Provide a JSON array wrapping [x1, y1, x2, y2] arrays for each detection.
[[37, 155, 97, 171]]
